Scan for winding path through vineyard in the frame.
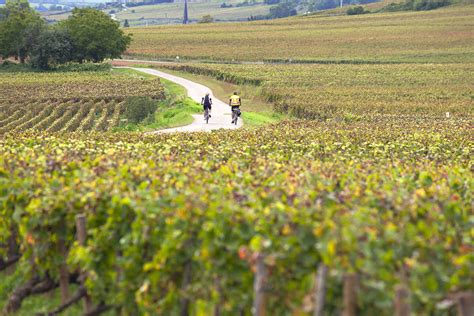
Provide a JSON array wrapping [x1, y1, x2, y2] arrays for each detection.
[[126, 67, 243, 132]]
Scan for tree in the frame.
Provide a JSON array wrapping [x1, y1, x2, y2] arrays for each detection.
[[268, 3, 297, 18], [0, 0, 45, 63], [29, 28, 73, 70], [199, 15, 213, 23], [60, 8, 132, 63], [124, 19, 130, 27], [347, 5, 366, 14]]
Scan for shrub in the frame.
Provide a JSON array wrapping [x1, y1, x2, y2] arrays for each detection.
[[382, 0, 453, 11], [268, 3, 297, 19], [347, 6, 367, 15], [55, 62, 112, 72], [0, 60, 34, 72], [124, 96, 157, 124], [412, 0, 452, 10], [199, 15, 214, 23]]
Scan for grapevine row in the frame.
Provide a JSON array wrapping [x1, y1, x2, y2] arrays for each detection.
[[13, 102, 57, 132], [159, 63, 473, 120], [61, 101, 94, 132], [1, 121, 472, 315], [46, 103, 80, 133], [0, 70, 165, 134]]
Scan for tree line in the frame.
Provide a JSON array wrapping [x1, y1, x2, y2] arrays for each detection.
[[0, 0, 131, 70]]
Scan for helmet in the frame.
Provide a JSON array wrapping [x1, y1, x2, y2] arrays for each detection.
[[205, 92, 210, 96], [233, 91, 238, 95]]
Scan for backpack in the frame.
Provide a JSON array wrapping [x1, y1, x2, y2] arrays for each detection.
[[203, 95, 211, 106]]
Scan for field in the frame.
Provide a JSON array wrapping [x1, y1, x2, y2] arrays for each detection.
[[1, 120, 472, 314], [0, 71, 164, 134], [126, 4, 474, 62], [116, 0, 273, 26], [1, 2, 473, 315], [309, 0, 405, 16], [41, 0, 274, 26]]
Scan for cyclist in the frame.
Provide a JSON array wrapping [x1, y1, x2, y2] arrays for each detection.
[[229, 92, 241, 124], [201, 93, 212, 120]]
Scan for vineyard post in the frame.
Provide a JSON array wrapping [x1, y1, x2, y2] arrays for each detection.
[[253, 253, 267, 316], [342, 273, 358, 316], [7, 225, 19, 275], [313, 263, 328, 316], [456, 292, 474, 316], [58, 238, 70, 303], [180, 260, 192, 316], [213, 276, 222, 316], [394, 266, 411, 316], [394, 285, 411, 316], [75, 214, 92, 313]]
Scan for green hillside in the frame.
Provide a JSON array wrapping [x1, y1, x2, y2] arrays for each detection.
[[117, 0, 274, 26], [125, 4, 474, 62], [41, 0, 276, 25]]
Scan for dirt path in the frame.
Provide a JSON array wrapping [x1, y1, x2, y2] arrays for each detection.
[[126, 67, 243, 133]]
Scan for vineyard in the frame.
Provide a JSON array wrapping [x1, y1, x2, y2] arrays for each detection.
[[125, 4, 474, 63], [0, 120, 472, 315], [1, 1, 474, 313], [158, 62, 474, 120], [0, 72, 164, 134]]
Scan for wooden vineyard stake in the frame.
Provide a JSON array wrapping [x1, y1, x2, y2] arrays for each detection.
[[313, 263, 328, 316], [7, 225, 19, 275], [394, 266, 411, 316], [342, 273, 358, 316], [180, 261, 192, 316], [456, 292, 474, 316], [394, 285, 411, 316], [75, 214, 93, 314], [58, 238, 70, 303], [213, 277, 222, 316], [253, 253, 268, 316]]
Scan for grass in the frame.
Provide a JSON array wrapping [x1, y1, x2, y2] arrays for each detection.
[[169, 72, 288, 127], [241, 111, 285, 126], [151, 67, 273, 113], [112, 67, 201, 131], [112, 63, 288, 127], [0, 270, 87, 316]]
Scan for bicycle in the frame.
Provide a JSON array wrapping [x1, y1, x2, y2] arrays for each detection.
[[231, 107, 240, 125], [204, 108, 211, 124]]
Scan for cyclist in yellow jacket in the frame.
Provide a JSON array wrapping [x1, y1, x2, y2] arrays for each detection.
[[229, 92, 241, 124]]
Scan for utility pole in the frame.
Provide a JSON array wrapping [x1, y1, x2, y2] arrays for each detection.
[[183, 0, 189, 24]]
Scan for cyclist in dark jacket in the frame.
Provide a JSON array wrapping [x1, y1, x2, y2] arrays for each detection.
[[201, 93, 212, 119]]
